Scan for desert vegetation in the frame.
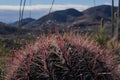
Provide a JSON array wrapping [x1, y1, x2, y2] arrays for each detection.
[[0, 0, 120, 80], [5, 31, 120, 80], [0, 21, 119, 80]]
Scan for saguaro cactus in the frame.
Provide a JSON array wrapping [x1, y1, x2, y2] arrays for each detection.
[[115, 0, 120, 40], [111, 0, 114, 37], [119, 0, 120, 40], [101, 18, 104, 28]]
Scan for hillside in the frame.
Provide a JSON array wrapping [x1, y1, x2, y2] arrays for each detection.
[[11, 18, 36, 27], [23, 5, 117, 30], [24, 8, 83, 29], [0, 5, 118, 34], [83, 5, 117, 19]]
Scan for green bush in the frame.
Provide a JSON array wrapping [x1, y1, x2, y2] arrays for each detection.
[[94, 23, 109, 45]]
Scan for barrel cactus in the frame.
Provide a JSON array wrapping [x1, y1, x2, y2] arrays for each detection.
[[6, 32, 119, 80]]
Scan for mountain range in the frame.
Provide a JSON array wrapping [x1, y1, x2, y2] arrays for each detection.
[[0, 5, 118, 34], [10, 18, 36, 27], [22, 5, 117, 30]]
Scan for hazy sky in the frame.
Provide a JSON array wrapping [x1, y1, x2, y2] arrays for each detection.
[[0, 0, 118, 23], [0, 0, 118, 6]]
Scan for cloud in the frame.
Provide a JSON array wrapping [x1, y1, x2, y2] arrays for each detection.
[[0, 4, 89, 11], [104, 2, 111, 5], [0, 4, 89, 23]]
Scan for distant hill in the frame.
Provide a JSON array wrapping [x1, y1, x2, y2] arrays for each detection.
[[24, 8, 83, 29], [48, 8, 83, 22], [0, 21, 32, 35], [11, 18, 35, 27], [23, 5, 117, 29], [0, 22, 17, 34], [0, 22, 6, 27], [0, 5, 118, 34], [70, 5, 118, 28], [83, 5, 117, 19]]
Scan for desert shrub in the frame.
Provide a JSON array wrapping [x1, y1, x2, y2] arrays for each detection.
[[94, 25, 110, 45], [6, 32, 119, 80], [0, 59, 7, 80], [107, 38, 120, 55]]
